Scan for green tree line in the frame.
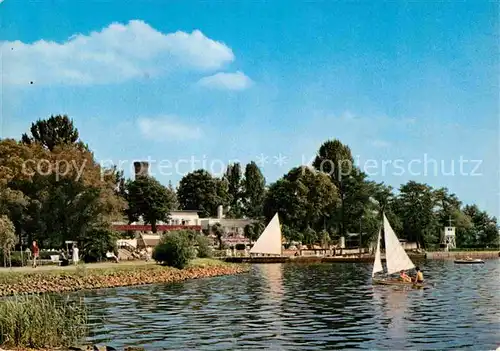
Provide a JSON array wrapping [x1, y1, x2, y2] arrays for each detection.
[[0, 115, 497, 265]]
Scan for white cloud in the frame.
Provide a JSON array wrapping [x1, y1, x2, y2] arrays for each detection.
[[137, 116, 202, 141], [196, 71, 252, 91], [1, 20, 235, 86]]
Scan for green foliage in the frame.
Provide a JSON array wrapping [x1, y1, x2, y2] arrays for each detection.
[[177, 169, 229, 218], [0, 294, 87, 348], [224, 163, 243, 218], [0, 215, 16, 267], [394, 181, 439, 248], [0, 131, 126, 251], [0, 251, 27, 267], [153, 231, 195, 269], [243, 162, 266, 218], [81, 228, 118, 263], [264, 166, 338, 243], [195, 234, 212, 258], [126, 176, 176, 233], [313, 139, 353, 236], [243, 223, 260, 243], [461, 205, 498, 248], [211, 223, 225, 250], [21, 114, 80, 151], [320, 230, 331, 248]]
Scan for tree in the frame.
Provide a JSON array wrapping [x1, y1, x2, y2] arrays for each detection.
[[320, 230, 331, 249], [264, 166, 339, 243], [224, 163, 243, 218], [177, 170, 229, 218], [394, 181, 438, 248], [243, 224, 256, 244], [463, 205, 498, 248], [211, 223, 224, 250], [168, 181, 180, 210], [21, 115, 80, 151], [0, 215, 16, 267], [433, 187, 473, 247], [313, 139, 354, 236], [243, 221, 264, 244], [126, 176, 176, 233], [0, 138, 126, 249], [243, 162, 266, 219]]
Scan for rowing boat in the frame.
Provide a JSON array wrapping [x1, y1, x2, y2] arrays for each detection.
[[454, 259, 484, 264]]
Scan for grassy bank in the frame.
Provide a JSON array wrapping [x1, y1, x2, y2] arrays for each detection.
[[0, 259, 248, 297], [0, 294, 87, 350]]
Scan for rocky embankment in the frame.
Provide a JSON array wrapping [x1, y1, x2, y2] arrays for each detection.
[[0, 346, 144, 351], [0, 263, 248, 297]]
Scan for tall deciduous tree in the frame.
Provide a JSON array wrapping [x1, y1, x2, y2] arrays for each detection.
[[21, 115, 80, 151], [168, 181, 180, 210], [0, 138, 125, 249], [264, 166, 338, 243], [463, 205, 498, 248], [224, 163, 243, 218], [313, 139, 354, 236], [243, 162, 266, 219], [395, 181, 438, 248], [177, 169, 229, 218], [126, 176, 176, 233]]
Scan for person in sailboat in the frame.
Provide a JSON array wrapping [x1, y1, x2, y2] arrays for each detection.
[[399, 270, 411, 283], [413, 266, 424, 283]]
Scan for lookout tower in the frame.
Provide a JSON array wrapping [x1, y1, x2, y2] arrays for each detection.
[[441, 216, 456, 251], [134, 161, 149, 179]]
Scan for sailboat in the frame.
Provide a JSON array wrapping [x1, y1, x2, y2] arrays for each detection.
[[249, 213, 283, 256], [372, 213, 424, 287]]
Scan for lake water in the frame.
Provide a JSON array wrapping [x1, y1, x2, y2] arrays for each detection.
[[82, 260, 500, 350]]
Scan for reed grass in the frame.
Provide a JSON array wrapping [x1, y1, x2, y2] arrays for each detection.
[[0, 294, 87, 349]]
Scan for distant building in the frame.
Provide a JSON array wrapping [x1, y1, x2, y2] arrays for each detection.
[[112, 204, 256, 247], [167, 210, 201, 226], [200, 205, 256, 245]]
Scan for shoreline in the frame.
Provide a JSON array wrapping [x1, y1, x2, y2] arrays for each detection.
[[0, 259, 249, 297], [224, 250, 499, 263]]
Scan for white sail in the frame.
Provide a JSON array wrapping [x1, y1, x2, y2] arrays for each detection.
[[372, 228, 383, 277], [383, 213, 415, 275], [249, 213, 282, 255]]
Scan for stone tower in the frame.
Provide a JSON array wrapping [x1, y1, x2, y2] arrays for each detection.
[[133, 161, 149, 179]]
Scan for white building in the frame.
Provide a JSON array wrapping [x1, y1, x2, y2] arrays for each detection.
[[164, 210, 201, 226]]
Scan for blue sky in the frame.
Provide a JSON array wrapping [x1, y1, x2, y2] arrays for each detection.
[[1, 0, 498, 217]]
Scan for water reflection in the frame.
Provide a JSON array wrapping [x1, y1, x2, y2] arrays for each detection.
[[77, 260, 500, 350]]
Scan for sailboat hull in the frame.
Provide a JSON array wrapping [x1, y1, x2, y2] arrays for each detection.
[[372, 278, 426, 289]]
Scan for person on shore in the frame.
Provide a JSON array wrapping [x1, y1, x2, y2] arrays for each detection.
[[399, 270, 411, 282], [106, 250, 119, 263], [413, 266, 424, 283], [32, 241, 39, 268], [59, 251, 69, 266], [72, 244, 79, 265]]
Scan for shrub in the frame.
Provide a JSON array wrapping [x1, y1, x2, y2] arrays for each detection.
[[0, 294, 87, 349], [0, 251, 28, 267], [81, 228, 118, 263], [153, 231, 194, 269], [195, 235, 212, 258]]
